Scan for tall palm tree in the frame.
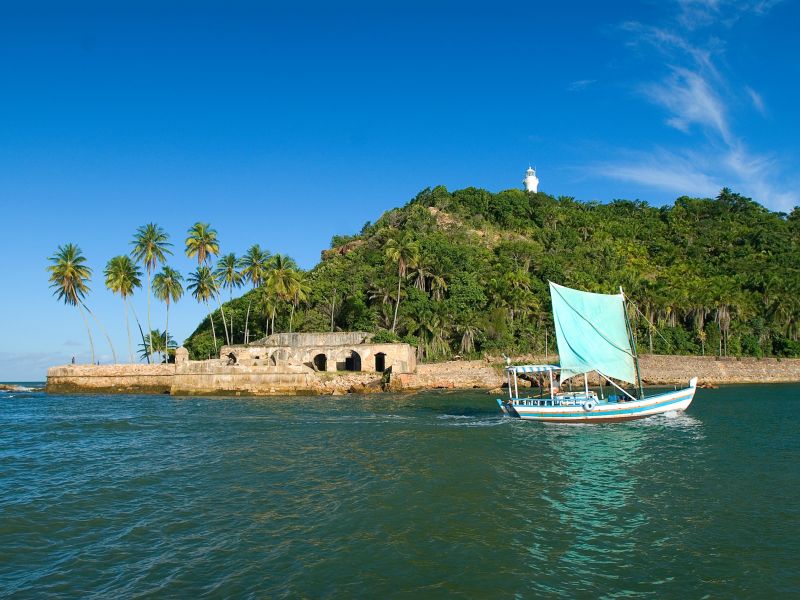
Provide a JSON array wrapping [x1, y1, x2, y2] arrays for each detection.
[[215, 253, 243, 342], [104, 255, 143, 362], [131, 223, 173, 360], [152, 266, 183, 359], [265, 254, 298, 335], [429, 268, 448, 301], [185, 222, 220, 265], [384, 235, 419, 332], [240, 244, 270, 343], [288, 270, 311, 333], [409, 258, 433, 292], [185, 223, 229, 344], [187, 265, 219, 352], [47, 243, 95, 363]]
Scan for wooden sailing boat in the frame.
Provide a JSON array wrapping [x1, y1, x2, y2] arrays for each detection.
[[497, 282, 697, 423]]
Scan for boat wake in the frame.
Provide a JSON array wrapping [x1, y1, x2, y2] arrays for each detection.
[[437, 414, 510, 427], [631, 410, 703, 431]]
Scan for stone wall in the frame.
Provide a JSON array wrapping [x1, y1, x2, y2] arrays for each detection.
[[220, 342, 416, 374], [388, 354, 800, 392], [47, 361, 386, 396], [254, 332, 372, 347], [46, 354, 800, 397], [639, 354, 800, 385], [46, 364, 176, 394]]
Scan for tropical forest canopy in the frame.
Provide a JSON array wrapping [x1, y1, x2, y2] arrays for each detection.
[[184, 186, 800, 361]]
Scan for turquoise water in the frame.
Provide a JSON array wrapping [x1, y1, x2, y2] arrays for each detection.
[[1, 386, 798, 597]]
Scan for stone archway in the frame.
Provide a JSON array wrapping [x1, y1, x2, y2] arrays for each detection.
[[375, 352, 386, 373], [344, 350, 361, 372], [313, 353, 327, 372]]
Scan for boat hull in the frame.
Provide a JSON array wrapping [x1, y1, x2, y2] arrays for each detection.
[[498, 385, 695, 423]]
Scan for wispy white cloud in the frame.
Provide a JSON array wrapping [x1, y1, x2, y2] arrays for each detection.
[[588, 149, 721, 198], [591, 145, 798, 211], [642, 66, 730, 142], [675, 0, 784, 29], [568, 79, 596, 91], [745, 86, 766, 115], [595, 0, 796, 210]]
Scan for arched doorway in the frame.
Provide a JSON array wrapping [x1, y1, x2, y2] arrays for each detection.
[[375, 352, 386, 373], [313, 353, 327, 372], [344, 350, 361, 372]]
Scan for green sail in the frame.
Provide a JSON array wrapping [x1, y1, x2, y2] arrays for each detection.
[[549, 282, 637, 384]]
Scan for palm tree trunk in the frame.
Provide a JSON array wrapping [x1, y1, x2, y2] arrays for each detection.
[[289, 300, 295, 333], [229, 290, 234, 344], [216, 296, 230, 345], [77, 303, 96, 364], [124, 298, 133, 363], [244, 297, 252, 344], [330, 288, 336, 332], [84, 303, 117, 363], [147, 269, 154, 360], [392, 268, 402, 332], [206, 301, 218, 354], [165, 300, 170, 363], [129, 302, 150, 364], [271, 305, 276, 335]]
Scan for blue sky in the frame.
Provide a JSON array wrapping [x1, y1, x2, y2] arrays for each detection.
[[1, 0, 798, 380]]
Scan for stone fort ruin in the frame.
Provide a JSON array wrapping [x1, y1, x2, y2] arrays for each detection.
[[218, 332, 416, 374]]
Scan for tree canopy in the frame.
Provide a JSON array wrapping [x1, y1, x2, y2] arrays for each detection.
[[185, 186, 800, 361]]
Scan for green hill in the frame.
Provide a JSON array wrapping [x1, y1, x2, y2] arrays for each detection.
[[184, 186, 800, 361]]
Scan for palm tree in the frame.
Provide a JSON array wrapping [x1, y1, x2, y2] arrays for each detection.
[[47, 244, 95, 363], [457, 323, 481, 354], [185, 223, 228, 345], [215, 253, 243, 342], [104, 255, 143, 362], [131, 223, 173, 360], [240, 244, 270, 344], [288, 270, 311, 333], [265, 254, 298, 335], [187, 265, 219, 352], [257, 286, 277, 338], [409, 258, 433, 292], [384, 235, 419, 332], [429, 268, 448, 301], [138, 329, 177, 363], [152, 266, 183, 358], [185, 222, 220, 264]]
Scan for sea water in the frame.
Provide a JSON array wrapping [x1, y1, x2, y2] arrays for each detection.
[[1, 385, 798, 597]]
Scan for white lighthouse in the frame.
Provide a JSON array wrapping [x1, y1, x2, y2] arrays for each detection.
[[523, 166, 539, 193]]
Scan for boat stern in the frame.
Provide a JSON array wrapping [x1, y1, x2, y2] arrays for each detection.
[[497, 399, 519, 417]]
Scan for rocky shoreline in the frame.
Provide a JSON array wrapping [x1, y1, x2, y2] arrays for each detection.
[[44, 353, 800, 396], [0, 384, 42, 392]]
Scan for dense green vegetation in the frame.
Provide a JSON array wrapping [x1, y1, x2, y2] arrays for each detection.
[[184, 186, 800, 361]]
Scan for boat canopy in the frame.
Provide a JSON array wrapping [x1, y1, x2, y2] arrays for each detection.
[[549, 281, 637, 385], [505, 364, 559, 374]]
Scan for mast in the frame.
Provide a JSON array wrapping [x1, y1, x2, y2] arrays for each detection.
[[621, 287, 644, 400]]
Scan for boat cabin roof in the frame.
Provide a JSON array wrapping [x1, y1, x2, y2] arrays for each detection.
[[505, 364, 560, 374]]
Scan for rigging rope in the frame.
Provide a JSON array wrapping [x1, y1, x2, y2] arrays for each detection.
[[624, 294, 673, 352]]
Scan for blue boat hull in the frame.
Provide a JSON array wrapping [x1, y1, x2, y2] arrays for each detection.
[[498, 384, 696, 423]]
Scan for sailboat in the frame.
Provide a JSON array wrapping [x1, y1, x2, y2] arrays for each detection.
[[497, 282, 697, 422]]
